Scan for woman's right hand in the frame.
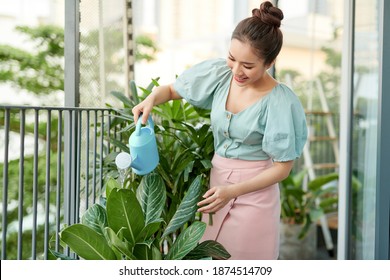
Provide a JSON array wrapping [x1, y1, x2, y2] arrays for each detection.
[[132, 95, 156, 125], [132, 84, 180, 124]]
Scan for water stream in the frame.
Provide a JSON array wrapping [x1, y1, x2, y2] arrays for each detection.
[[115, 152, 132, 187], [117, 167, 130, 187]]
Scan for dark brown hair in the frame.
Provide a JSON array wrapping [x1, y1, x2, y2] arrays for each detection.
[[231, 1, 284, 65]]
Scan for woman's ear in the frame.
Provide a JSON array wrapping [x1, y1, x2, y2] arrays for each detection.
[[266, 60, 276, 70]]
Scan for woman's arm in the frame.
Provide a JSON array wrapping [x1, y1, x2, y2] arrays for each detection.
[[197, 160, 294, 213], [132, 84, 182, 124]]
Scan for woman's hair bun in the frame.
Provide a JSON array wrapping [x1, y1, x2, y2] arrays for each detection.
[[252, 1, 283, 28]]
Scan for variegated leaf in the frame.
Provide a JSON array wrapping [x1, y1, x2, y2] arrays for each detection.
[[165, 221, 206, 260], [162, 175, 202, 238], [81, 204, 107, 235], [136, 173, 166, 225], [184, 240, 231, 260]]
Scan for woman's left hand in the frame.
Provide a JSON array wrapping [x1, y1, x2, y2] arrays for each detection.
[[197, 185, 234, 213]]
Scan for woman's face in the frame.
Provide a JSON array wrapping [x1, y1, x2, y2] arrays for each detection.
[[227, 39, 270, 88]]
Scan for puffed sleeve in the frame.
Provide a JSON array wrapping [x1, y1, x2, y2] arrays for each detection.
[[173, 58, 231, 109], [262, 85, 308, 162]]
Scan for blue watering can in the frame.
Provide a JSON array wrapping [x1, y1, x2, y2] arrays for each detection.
[[115, 115, 159, 175]]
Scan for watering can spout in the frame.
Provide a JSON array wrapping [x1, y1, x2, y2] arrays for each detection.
[[115, 152, 143, 170], [115, 152, 132, 169]]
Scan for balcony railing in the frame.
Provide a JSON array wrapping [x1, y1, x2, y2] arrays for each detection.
[[0, 105, 122, 260], [1, 105, 339, 260]]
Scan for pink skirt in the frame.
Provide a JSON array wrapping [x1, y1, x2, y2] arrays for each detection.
[[200, 154, 280, 260]]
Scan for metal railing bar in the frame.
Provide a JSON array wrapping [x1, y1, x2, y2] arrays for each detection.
[[44, 110, 52, 259], [70, 111, 77, 225], [75, 110, 82, 222], [107, 111, 111, 152], [32, 109, 39, 259], [92, 111, 97, 204], [1, 108, 10, 260], [113, 113, 118, 152], [99, 110, 104, 194], [55, 110, 62, 252], [85, 111, 90, 210], [17, 109, 26, 260]]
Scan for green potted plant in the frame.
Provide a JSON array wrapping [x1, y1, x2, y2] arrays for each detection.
[[51, 173, 230, 260], [279, 170, 339, 259]]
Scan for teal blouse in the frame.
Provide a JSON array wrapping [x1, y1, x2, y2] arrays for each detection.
[[173, 58, 308, 162]]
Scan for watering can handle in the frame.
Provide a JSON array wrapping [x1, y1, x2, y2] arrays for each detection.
[[135, 115, 154, 136]]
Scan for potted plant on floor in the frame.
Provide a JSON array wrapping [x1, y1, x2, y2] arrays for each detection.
[[279, 170, 339, 259]]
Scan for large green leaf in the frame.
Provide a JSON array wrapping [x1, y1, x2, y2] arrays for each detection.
[[81, 204, 107, 235], [165, 221, 206, 260], [184, 240, 231, 260], [59, 224, 117, 260], [107, 188, 145, 245], [136, 173, 166, 224], [308, 172, 338, 191], [162, 175, 202, 238]]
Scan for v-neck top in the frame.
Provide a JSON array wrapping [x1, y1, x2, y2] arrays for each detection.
[[173, 58, 307, 162]]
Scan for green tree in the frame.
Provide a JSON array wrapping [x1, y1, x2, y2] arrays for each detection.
[[135, 34, 159, 62], [0, 24, 159, 97], [0, 25, 64, 95]]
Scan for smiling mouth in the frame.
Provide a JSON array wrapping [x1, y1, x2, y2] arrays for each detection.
[[234, 76, 248, 83]]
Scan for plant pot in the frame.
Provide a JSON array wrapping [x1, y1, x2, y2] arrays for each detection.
[[279, 222, 317, 260]]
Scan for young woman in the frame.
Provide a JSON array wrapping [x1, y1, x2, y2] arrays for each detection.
[[132, 1, 307, 260]]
